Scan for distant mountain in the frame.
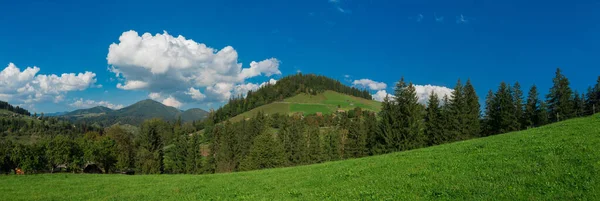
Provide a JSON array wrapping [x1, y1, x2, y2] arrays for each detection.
[[180, 108, 210, 122], [44, 111, 70, 117], [66, 106, 113, 116], [60, 99, 208, 126]]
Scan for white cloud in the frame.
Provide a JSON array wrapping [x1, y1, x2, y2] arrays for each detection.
[[107, 30, 281, 106], [70, 98, 124, 110], [414, 85, 454, 104], [162, 96, 182, 108], [117, 80, 148, 90], [353, 79, 387, 90], [148, 92, 162, 100], [372, 90, 392, 102], [185, 87, 206, 101], [371, 84, 453, 104], [0, 63, 97, 104]]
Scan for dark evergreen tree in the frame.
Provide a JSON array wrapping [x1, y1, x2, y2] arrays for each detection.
[[585, 77, 600, 115], [482, 90, 495, 136], [446, 79, 465, 141], [240, 132, 286, 171], [523, 85, 540, 128], [395, 82, 425, 150], [136, 119, 167, 174], [463, 79, 481, 138], [489, 82, 519, 134], [424, 92, 444, 145], [538, 102, 550, 126], [512, 82, 524, 130], [376, 95, 398, 153], [573, 92, 585, 117], [546, 68, 574, 122]]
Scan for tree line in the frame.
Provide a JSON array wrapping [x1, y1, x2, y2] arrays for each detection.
[[1, 68, 598, 175], [0, 101, 31, 116]]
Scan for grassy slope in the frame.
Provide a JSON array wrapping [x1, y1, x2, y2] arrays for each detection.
[[2, 114, 599, 200], [229, 90, 381, 122]]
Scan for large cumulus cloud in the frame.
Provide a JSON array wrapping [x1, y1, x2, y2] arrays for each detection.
[[0, 63, 97, 104], [107, 30, 281, 107]]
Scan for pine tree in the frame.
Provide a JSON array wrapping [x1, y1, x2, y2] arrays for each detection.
[[490, 82, 519, 134], [482, 90, 495, 136], [323, 127, 341, 161], [376, 95, 398, 153], [512, 82, 524, 130], [306, 121, 323, 163], [440, 95, 452, 141], [239, 132, 286, 171], [136, 119, 167, 174], [463, 79, 481, 138], [573, 92, 585, 117], [424, 91, 444, 145], [446, 79, 465, 141], [281, 116, 306, 166], [546, 68, 574, 122], [585, 76, 600, 115], [364, 112, 378, 155], [538, 102, 550, 126], [523, 85, 540, 128], [396, 82, 425, 150]]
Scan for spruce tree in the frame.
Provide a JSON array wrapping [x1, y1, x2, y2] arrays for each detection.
[[490, 82, 519, 134], [512, 82, 524, 130], [524, 85, 540, 128], [136, 119, 167, 174], [396, 82, 425, 150], [538, 102, 550, 126], [482, 90, 495, 136], [585, 77, 600, 115], [440, 95, 452, 141], [546, 68, 574, 122], [446, 79, 465, 141], [424, 92, 444, 146], [376, 95, 398, 153], [573, 92, 585, 117], [463, 79, 481, 138], [306, 121, 323, 163], [239, 132, 286, 171]]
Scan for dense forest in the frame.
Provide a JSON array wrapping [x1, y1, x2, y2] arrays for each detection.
[[212, 73, 372, 123], [1, 68, 599, 175], [0, 101, 31, 116]]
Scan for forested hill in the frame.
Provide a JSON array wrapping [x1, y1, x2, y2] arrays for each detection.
[[212, 73, 371, 123], [0, 100, 31, 116], [60, 99, 208, 126]]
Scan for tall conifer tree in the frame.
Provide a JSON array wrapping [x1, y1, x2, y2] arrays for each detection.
[[546, 68, 574, 122]]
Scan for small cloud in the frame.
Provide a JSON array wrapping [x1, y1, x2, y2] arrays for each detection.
[[336, 6, 351, 14], [456, 14, 468, 24], [435, 13, 444, 22], [353, 79, 387, 90], [344, 75, 350, 78], [308, 12, 315, 16], [417, 14, 424, 22], [329, 0, 350, 14]]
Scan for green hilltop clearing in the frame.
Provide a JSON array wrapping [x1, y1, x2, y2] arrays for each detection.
[[2, 114, 598, 200], [229, 90, 381, 122]]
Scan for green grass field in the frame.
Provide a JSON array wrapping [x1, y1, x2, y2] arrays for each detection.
[[229, 90, 381, 122], [2, 114, 599, 200]]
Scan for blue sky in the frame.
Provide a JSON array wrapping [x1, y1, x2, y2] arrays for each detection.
[[1, 0, 599, 113]]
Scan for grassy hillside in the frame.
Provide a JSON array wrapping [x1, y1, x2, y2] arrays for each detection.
[[230, 90, 381, 122], [2, 114, 599, 200]]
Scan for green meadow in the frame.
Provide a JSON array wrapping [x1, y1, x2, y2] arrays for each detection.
[[2, 114, 598, 200]]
